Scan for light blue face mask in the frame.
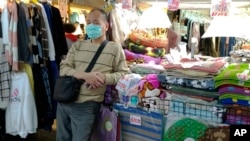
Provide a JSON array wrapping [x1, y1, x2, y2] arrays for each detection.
[[86, 24, 102, 39]]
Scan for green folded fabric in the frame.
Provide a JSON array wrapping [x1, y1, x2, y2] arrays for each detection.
[[215, 79, 250, 88], [214, 63, 250, 82], [219, 94, 250, 101], [227, 63, 249, 70], [168, 85, 219, 98], [215, 70, 249, 81]]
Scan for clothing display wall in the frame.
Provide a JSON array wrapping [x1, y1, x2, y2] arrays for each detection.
[[0, 0, 68, 138], [179, 10, 215, 56]]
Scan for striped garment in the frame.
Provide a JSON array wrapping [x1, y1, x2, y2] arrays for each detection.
[[30, 5, 49, 65], [114, 104, 164, 141], [36, 3, 55, 61], [60, 40, 129, 103], [36, 6, 49, 64], [6, 2, 19, 71]]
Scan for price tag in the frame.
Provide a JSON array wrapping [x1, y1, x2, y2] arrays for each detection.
[[130, 115, 141, 126]]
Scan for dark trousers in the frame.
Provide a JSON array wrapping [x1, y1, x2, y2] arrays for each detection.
[[56, 101, 101, 141]]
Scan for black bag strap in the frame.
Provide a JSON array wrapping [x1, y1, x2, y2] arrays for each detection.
[[85, 40, 108, 72]]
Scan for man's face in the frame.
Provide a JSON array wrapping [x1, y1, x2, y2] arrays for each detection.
[[86, 10, 108, 36]]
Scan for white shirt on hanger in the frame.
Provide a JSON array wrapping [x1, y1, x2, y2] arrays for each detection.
[[5, 72, 38, 138], [1, 0, 9, 45]]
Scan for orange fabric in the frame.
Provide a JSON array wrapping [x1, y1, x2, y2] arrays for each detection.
[[129, 30, 168, 48], [242, 44, 250, 50]]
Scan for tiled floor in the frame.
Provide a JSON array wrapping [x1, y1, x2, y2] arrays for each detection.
[[1, 120, 57, 141], [2, 130, 56, 141]]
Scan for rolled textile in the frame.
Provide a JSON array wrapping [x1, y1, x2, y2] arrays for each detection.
[[128, 42, 165, 57], [129, 30, 168, 48], [124, 49, 163, 64]]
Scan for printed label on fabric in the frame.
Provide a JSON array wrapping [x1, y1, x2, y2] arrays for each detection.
[[10, 88, 21, 102], [168, 0, 180, 11], [230, 125, 250, 141], [122, 0, 132, 9], [210, 0, 231, 17], [130, 115, 141, 126]]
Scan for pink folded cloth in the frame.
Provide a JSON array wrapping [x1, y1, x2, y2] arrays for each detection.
[[163, 58, 226, 74], [124, 49, 163, 64]]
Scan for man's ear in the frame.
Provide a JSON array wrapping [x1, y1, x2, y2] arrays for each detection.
[[105, 22, 109, 31]]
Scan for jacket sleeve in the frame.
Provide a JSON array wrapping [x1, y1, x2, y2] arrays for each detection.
[[59, 42, 79, 76], [105, 43, 129, 85], [51, 6, 68, 63]]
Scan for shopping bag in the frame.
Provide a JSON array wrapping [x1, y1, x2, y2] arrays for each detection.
[[90, 106, 117, 141], [103, 85, 119, 106], [114, 104, 164, 141]]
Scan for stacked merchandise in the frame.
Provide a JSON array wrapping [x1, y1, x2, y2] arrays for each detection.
[[104, 6, 170, 141], [124, 29, 168, 75], [157, 54, 226, 103], [115, 73, 168, 111], [113, 48, 233, 140], [214, 63, 250, 125], [155, 53, 230, 140], [113, 74, 167, 141], [229, 39, 250, 63]]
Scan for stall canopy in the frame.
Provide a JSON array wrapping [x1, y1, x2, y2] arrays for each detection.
[[142, 0, 250, 9], [53, 0, 250, 10], [202, 16, 250, 39]]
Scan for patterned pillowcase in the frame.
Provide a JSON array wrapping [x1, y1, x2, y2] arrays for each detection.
[[164, 118, 208, 141], [198, 126, 230, 141]]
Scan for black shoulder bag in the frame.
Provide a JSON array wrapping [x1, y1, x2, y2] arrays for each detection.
[[54, 40, 109, 103]]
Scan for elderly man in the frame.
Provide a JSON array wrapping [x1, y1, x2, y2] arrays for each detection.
[[56, 8, 129, 141]]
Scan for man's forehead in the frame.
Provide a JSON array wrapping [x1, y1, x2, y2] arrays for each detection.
[[87, 11, 102, 19]]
